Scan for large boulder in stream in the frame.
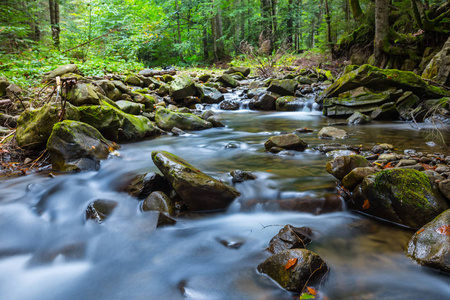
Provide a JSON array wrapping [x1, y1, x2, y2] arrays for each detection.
[[46, 120, 113, 172], [264, 133, 308, 152], [406, 209, 450, 272], [169, 74, 196, 99], [267, 225, 313, 254], [257, 249, 328, 293], [16, 103, 79, 150], [249, 92, 278, 110], [351, 169, 449, 229], [225, 66, 251, 77], [151, 151, 240, 211], [195, 84, 224, 104], [218, 74, 238, 88], [155, 107, 212, 131]]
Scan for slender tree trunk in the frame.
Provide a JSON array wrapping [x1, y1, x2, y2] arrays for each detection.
[[374, 0, 389, 67], [175, 0, 182, 60], [287, 0, 294, 45], [49, 0, 60, 49], [203, 26, 208, 60], [325, 0, 333, 53], [211, 5, 225, 61]]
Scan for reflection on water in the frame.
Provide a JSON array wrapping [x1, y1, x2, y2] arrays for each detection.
[[0, 105, 449, 300]]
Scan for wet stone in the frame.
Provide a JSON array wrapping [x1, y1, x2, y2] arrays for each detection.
[[267, 225, 313, 254], [85, 200, 118, 223], [230, 170, 257, 183], [142, 191, 175, 216]]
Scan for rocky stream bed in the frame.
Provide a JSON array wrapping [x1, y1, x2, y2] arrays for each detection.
[[0, 64, 449, 299]]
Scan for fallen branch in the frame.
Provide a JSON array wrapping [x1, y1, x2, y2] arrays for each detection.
[[62, 29, 118, 54]]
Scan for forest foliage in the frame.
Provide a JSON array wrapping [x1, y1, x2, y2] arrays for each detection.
[[0, 0, 449, 87]]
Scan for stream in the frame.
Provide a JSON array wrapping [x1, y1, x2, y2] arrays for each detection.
[[1, 92, 449, 300]]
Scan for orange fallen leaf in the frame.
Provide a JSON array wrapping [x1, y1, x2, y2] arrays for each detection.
[[362, 199, 370, 210], [436, 225, 450, 236], [383, 162, 394, 169], [307, 286, 317, 296], [421, 163, 436, 171], [416, 228, 425, 234], [91, 146, 96, 150], [285, 258, 298, 270]]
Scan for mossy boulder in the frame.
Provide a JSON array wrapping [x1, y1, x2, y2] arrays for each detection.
[[94, 80, 122, 101], [351, 169, 449, 228], [218, 74, 238, 88], [0, 77, 9, 97], [46, 120, 112, 172], [124, 74, 144, 87], [257, 249, 328, 293], [422, 36, 450, 87], [264, 133, 308, 151], [347, 111, 372, 124], [66, 83, 101, 106], [119, 113, 159, 142], [267, 79, 297, 96], [321, 64, 449, 101], [195, 84, 224, 104], [133, 92, 157, 112], [76, 102, 122, 141], [341, 167, 376, 190], [16, 103, 79, 150], [326, 155, 371, 180], [42, 64, 80, 82], [115, 100, 144, 115], [155, 107, 212, 131], [406, 209, 450, 272], [169, 74, 196, 99], [152, 151, 240, 211]]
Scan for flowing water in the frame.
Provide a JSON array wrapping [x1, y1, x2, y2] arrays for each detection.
[[1, 93, 449, 300]]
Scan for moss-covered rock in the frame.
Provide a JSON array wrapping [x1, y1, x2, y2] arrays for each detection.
[[249, 92, 278, 110], [276, 96, 308, 111], [347, 111, 372, 124], [76, 102, 121, 141], [351, 169, 449, 228], [94, 80, 122, 101], [225, 66, 251, 77], [115, 100, 144, 115], [168, 74, 196, 99], [218, 74, 238, 88], [124, 74, 144, 87], [406, 209, 450, 272], [342, 167, 376, 190], [321, 64, 450, 101], [326, 155, 371, 180], [66, 83, 101, 106], [152, 150, 240, 211], [0, 77, 9, 97], [422, 36, 450, 87], [155, 107, 212, 131], [133, 92, 156, 112], [264, 133, 308, 151], [46, 120, 113, 172], [195, 84, 224, 104], [16, 103, 79, 150], [267, 79, 297, 96], [257, 249, 328, 293]]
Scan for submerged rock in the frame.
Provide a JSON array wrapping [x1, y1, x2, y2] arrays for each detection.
[[264, 133, 308, 152], [155, 107, 212, 131], [46, 120, 113, 172], [152, 151, 240, 211], [406, 209, 450, 272], [267, 225, 313, 254], [351, 169, 449, 228], [257, 249, 328, 293], [86, 199, 118, 223]]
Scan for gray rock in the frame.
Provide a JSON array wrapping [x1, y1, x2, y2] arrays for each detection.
[[142, 191, 175, 215], [169, 75, 196, 99], [0, 77, 9, 97], [218, 74, 238, 88], [267, 79, 297, 96], [155, 107, 212, 131], [439, 179, 450, 200], [342, 167, 377, 190], [116, 100, 144, 115], [124, 75, 144, 87], [219, 99, 240, 110], [86, 200, 118, 223], [267, 225, 312, 254], [196, 84, 224, 104], [225, 67, 251, 77], [326, 155, 371, 180], [422, 36, 450, 86], [43, 64, 80, 82], [66, 83, 101, 106], [230, 170, 257, 183], [347, 111, 372, 124], [249, 92, 277, 110]]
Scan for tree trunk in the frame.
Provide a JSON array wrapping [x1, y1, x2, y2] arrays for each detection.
[[49, 0, 60, 49], [203, 26, 208, 60], [211, 6, 225, 61], [325, 0, 333, 53], [374, 0, 390, 67], [349, 0, 364, 21], [175, 0, 182, 60], [287, 0, 294, 45]]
